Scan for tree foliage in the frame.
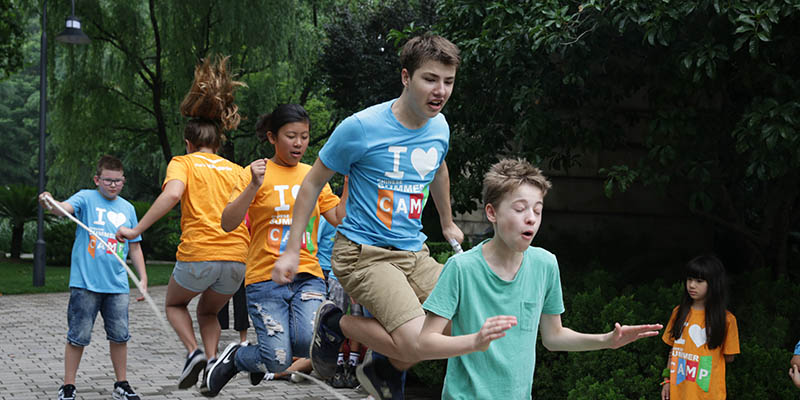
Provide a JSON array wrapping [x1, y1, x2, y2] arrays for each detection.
[[0, 184, 40, 258], [0, 0, 27, 77], [43, 0, 323, 199], [437, 0, 800, 273]]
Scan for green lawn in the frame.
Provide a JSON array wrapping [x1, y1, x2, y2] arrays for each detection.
[[0, 259, 174, 295]]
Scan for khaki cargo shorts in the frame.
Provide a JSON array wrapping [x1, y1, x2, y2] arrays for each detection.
[[330, 232, 442, 333]]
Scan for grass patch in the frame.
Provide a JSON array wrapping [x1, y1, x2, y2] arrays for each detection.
[[0, 259, 174, 295]]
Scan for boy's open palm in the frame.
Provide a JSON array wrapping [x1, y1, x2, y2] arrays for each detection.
[[608, 322, 663, 349], [475, 315, 517, 352]]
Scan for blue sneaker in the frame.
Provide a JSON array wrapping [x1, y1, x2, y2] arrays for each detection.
[[356, 350, 404, 399], [309, 300, 344, 379]]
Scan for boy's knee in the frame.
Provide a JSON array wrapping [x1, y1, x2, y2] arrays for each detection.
[[791, 355, 800, 368]]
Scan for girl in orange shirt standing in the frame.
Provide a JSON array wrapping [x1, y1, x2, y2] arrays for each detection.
[[661, 255, 740, 400], [116, 56, 250, 392]]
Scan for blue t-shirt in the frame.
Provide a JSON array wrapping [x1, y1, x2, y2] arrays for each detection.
[[316, 218, 337, 276], [66, 189, 142, 293], [423, 241, 565, 400], [318, 99, 450, 251], [795, 340, 800, 356]]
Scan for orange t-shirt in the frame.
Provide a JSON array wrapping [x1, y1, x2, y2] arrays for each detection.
[[662, 307, 740, 399], [230, 162, 339, 286], [164, 153, 249, 262]]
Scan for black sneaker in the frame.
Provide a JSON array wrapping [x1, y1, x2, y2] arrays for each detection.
[[328, 364, 347, 388], [344, 363, 359, 389], [198, 359, 214, 396], [178, 348, 207, 389], [249, 370, 266, 386], [111, 381, 141, 400], [356, 351, 404, 399], [58, 384, 76, 400], [204, 342, 241, 397], [309, 300, 344, 379]]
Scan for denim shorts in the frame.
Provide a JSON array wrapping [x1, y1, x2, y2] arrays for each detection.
[[172, 260, 246, 295], [67, 288, 130, 346]]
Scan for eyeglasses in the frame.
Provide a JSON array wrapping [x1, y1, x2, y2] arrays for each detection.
[[99, 177, 125, 186]]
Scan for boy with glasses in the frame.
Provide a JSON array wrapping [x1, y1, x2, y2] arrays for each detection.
[[40, 154, 147, 400]]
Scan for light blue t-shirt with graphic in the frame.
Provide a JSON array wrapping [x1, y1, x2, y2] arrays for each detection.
[[423, 241, 565, 400], [319, 99, 449, 251], [66, 189, 142, 294]]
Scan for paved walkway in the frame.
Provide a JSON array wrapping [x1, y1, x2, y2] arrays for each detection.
[[0, 286, 438, 400]]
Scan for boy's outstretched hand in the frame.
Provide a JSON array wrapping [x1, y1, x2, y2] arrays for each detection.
[[608, 322, 663, 349], [475, 315, 517, 352]]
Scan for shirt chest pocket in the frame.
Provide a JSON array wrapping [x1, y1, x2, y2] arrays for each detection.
[[519, 301, 539, 332]]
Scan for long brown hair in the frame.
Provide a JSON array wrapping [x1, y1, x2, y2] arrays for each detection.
[[179, 55, 246, 151]]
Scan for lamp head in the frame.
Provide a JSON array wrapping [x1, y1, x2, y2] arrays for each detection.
[[55, 16, 90, 45]]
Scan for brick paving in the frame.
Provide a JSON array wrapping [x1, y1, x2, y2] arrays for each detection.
[[0, 286, 438, 400]]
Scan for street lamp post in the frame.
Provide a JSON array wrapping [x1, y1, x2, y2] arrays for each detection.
[[33, 0, 90, 287]]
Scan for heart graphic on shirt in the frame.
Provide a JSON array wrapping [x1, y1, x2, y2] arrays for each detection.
[[688, 324, 707, 347], [410, 147, 438, 180], [107, 211, 127, 228]]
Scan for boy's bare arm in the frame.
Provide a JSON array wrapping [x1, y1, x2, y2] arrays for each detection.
[[430, 161, 464, 244], [539, 314, 662, 352], [128, 241, 147, 293], [417, 312, 517, 360], [322, 176, 349, 227], [38, 191, 74, 216], [272, 158, 336, 284]]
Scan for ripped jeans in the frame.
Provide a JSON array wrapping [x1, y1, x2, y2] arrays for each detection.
[[234, 273, 326, 373]]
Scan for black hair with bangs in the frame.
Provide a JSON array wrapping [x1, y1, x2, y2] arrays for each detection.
[[668, 254, 729, 349]]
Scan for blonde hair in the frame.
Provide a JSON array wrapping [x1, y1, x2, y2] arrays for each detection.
[[179, 55, 246, 150], [482, 158, 552, 206]]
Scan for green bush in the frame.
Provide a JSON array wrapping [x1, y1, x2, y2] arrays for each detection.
[[131, 201, 181, 261], [44, 218, 76, 265]]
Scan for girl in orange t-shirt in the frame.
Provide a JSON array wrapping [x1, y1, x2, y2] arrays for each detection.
[[116, 56, 250, 391], [661, 255, 740, 400], [209, 104, 346, 396]]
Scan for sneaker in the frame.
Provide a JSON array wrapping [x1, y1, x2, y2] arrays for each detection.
[[178, 348, 207, 389], [204, 342, 241, 397], [198, 359, 214, 396], [309, 300, 344, 379], [290, 372, 307, 383], [111, 381, 141, 400], [356, 351, 403, 400], [328, 364, 347, 388], [58, 384, 76, 400], [344, 363, 360, 389]]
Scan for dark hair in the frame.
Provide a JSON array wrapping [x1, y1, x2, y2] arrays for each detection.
[[669, 254, 729, 349], [400, 34, 460, 78], [255, 104, 310, 143], [180, 55, 246, 151], [96, 154, 123, 176]]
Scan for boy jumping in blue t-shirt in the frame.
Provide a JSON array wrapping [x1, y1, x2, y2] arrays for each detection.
[[419, 159, 663, 399], [40, 155, 147, 400], [272, 34, 463, 399]]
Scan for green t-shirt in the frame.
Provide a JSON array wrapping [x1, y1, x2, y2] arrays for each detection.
[[423, 241, 565, 399]]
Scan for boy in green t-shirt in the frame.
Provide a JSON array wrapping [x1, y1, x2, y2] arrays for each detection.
[[419, 158, 663, 399]]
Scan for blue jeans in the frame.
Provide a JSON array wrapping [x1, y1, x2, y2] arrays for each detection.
[[67, 287, 130, 346], [235, 274, 326, 373]]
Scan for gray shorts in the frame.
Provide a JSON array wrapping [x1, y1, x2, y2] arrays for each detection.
[[326, 276, 363, 317], [172, 260, 246, 295]]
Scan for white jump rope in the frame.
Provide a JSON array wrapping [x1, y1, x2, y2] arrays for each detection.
[[41, 194, 168, 331]]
